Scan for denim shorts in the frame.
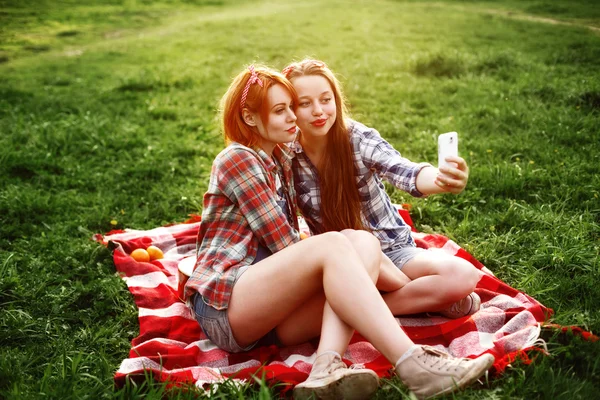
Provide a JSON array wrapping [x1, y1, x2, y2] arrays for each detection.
[[192, 247, 281, 353], [383, 244, 424, 270], [192, 280, 257, 353]]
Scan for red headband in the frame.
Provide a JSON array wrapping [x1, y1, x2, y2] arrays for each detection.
[[240, 65, 263, 108], [281, 65, 294, 77]]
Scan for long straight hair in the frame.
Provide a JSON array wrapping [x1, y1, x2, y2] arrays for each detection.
[[283, 59, 366, 232]]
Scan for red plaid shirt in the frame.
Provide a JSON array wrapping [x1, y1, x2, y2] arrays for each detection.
[[185, 143, 300, 310]]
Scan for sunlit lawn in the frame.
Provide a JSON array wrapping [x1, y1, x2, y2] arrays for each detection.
[[1, 0, 599, 398]]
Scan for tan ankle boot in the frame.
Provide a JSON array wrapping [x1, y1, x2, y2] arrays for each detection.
[[395, 345, 494, 399], [294, 351, 379, 400]]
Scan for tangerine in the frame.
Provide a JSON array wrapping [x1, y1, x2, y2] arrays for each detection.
[[131, 248, 150, 262], [147, 245, 164, 261]]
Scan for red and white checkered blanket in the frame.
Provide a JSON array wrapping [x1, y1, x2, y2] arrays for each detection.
[[98, 208, 553, 391]]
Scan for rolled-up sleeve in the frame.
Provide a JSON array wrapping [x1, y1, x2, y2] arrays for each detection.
[[358, 126, 430, 197]]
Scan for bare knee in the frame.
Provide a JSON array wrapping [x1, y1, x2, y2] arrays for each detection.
[[409, 252, 482, 301], [318, 231, 381, 281], [339, 230, 381, 277], [444, 259, 481, 299], [342, 229, 379, 248], [319, 231, 356, 258], [321, 231, 352, 245]]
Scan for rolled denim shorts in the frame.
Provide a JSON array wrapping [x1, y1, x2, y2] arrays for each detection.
[[383, 244, 424, 270], [192, 269, 255, 353], [192, 246, 280, 353]]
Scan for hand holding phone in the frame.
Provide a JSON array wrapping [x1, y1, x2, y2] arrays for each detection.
[[438, 132, 458, 170]]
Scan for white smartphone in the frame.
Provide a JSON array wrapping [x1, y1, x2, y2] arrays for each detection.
[[438, 132, 458, 169]]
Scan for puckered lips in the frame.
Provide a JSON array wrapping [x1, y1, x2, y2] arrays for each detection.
[[311, 118, 327, 127]]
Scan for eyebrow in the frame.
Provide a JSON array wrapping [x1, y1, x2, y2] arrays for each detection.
[[298, 91, 332, 99], [270, 102, 290, 110]]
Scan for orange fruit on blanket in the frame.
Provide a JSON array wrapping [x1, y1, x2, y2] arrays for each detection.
[[131, 248, 150, 262], [147, 245, 164, 261]]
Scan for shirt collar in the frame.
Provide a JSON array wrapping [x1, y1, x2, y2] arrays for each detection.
[[289, 137, 305, 154], [273, 143, 294, 171], [251, 143, 294, 172]]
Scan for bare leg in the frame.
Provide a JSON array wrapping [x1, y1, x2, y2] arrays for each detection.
[[270, 230, 383, 350], [341, 229, 410, 292], [383, 250, 483, 315], [315, 230, 382, 355], [284, 230, 384, 400], [314, 303, 354, 355], [227, 231, 413, 364], [274, 292, 327, 346]]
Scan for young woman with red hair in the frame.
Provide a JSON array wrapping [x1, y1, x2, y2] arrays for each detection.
[[185, 64, 493, 400], [283, 59, 483, 320]]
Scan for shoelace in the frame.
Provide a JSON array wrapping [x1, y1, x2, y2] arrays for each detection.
[[312, 352, 346, 376], [322, 360, 346, 374], [349, 363, 365, 370], [418, 346, 469, 372]]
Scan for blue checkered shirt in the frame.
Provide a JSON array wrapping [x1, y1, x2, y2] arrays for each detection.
[[290, 119, 430, 251]]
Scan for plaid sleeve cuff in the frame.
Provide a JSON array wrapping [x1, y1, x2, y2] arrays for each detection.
[[407, 162, 433, 197]]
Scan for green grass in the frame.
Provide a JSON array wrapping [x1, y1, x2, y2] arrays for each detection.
[[1, 0, 599, 398]]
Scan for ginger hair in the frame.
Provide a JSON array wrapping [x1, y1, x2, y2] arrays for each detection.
[[220, 65, 298, 148]]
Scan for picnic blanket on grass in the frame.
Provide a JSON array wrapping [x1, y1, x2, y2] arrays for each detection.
[[97, 207, 555, 391]]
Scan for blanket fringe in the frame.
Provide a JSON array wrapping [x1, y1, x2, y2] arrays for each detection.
[[542, 323, 599, 342], [524, 324, 548, 355]]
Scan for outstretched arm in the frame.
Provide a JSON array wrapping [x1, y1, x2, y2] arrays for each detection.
[[355, 122, 469, 197], [357, 124, 430, 197]]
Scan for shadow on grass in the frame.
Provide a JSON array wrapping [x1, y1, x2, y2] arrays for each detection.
[[411, 51, 522, 79]]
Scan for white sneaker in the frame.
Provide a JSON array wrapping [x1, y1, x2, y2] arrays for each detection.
[[439, 292, 481, 319], [293, 352, 379, 400], [395, 345, 494, 399]]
